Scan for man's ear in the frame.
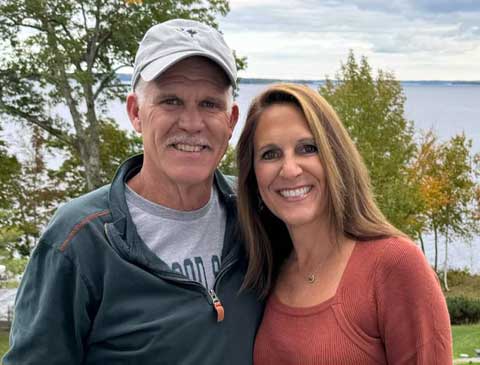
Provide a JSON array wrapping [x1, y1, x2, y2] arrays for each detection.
[[126, 92, 142, 133], [228, 103, 239, 135]]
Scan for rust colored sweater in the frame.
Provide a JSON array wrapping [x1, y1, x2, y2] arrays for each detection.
[[254, 237, 452, 365]]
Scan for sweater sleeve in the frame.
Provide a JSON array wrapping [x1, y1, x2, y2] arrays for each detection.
[[376, 239, 452, 365], [2, 241, 92, 365]]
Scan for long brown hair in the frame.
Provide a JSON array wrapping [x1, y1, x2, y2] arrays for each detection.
[[237, 83, 405, 298]]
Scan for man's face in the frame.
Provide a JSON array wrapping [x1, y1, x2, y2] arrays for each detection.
[[128, 57, 238, 188]]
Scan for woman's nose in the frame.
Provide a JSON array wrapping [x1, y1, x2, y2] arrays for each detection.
[[279, 156, 302, 178]]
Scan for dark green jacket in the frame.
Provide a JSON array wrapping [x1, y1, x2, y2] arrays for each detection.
[[3, 155, 263, 365]]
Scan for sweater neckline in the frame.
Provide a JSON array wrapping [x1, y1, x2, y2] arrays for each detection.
[[269, 241, 358, 316]]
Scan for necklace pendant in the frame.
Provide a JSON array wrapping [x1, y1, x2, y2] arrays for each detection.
[[307, 274, 316, 284]]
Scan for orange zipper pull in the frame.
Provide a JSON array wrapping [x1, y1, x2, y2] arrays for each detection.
[[209, 289, 224, 322]]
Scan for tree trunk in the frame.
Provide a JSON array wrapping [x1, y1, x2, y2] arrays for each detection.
[[419, 233, 425, 254], [76, 135, 102, 191], [45, 22, 103, 192], [82, 81, 103, 191], [443, 227, 450, 291]]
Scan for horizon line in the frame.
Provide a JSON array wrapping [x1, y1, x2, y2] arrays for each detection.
[[116, 73, 480, 84]]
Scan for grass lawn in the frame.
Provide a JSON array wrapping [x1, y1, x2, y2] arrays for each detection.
[[0, 324, 478, 361], [453, 324, 480, 359], [0, 329, 9, 358]]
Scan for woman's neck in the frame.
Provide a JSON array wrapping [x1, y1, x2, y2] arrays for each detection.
[[287, 219, 340, 268]]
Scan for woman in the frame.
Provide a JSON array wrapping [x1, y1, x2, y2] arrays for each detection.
[[237, 84, 452, 364]]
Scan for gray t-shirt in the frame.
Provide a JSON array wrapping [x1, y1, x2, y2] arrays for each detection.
[[125, 184, 226, 289]]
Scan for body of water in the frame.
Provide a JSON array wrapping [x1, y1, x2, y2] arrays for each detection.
[[103, 81, 480, 273], [3, 81, 480, 273]]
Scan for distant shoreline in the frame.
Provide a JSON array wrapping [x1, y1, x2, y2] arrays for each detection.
[[116, 74, 480, 86]]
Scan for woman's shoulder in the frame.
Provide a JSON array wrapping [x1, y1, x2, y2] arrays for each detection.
[[355, 236, 430, 277]]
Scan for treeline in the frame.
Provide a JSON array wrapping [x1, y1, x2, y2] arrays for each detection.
[[0, 0, 233, 284], [221, 52, 480, 290], [0, 1, 479, 289]]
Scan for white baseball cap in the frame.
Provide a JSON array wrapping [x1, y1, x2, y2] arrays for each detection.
[[131, 19, 237, 90]]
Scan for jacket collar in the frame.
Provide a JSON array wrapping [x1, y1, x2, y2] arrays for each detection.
[[107, 153, 237, 248]]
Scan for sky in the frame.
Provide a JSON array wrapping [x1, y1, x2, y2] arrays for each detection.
[[218, 0, 480, 81]]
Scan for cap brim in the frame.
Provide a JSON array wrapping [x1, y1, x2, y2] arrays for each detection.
[[140, 50, 237, 88]]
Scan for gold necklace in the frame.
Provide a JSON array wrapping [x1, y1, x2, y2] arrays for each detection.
[[291, 249, 338, 285], [306, 273, 316, 284], [289, 256, 328, 285]]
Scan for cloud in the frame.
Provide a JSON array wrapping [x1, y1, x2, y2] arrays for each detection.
[[221, 0, 480, 79], [414, 0, 480, 14], [325, 0, 480, 14]]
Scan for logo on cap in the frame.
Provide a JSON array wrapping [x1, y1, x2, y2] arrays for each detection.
[[178, 27, 198, 38]]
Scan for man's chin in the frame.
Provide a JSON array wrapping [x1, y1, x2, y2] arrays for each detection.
[[167, 168, 215, 186]]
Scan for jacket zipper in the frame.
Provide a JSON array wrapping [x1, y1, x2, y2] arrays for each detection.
[[208, 289, 224, 322], [104, 221, 238, 324]]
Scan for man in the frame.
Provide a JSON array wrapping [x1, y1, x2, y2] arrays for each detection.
[[4, 19, 262, 365]]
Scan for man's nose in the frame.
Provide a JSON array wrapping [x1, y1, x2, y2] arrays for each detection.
[[279, 155, 302, 178], [178, 106, 204, 133]]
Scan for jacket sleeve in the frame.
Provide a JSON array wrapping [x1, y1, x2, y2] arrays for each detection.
[[2, 241, 92, 365], [376, 241, 452, 365]]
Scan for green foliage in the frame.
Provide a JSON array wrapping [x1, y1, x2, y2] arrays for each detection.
[[447, 269, 474, 287], [49, 118, 143, 196], [319, 51, 417, 234], [0, 0, 233, 190], [0, 134, 21, 211], [444, 270, 480, 300], [1, 127, 64, 256], [411, 131, 479, 277], [447, 296, 480, 325], [218, 144, 237, 176], [0, 220, 27, 283]]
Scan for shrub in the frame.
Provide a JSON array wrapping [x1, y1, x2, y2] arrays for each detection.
[[446, 269, 471, 287], [447, 296, 480, 325]]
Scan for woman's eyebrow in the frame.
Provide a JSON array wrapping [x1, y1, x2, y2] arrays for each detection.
[[297, 138, 316, 144], [255, 143, 278, 154]]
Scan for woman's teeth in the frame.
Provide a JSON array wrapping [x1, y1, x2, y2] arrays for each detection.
[[279, 186, 312, 198]]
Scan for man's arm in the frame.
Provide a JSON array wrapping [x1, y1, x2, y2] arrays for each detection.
[[3, 241, 92, 365]]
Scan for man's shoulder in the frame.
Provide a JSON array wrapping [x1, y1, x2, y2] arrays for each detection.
[[215, 170, 237, 195], [42, 184, 112, 250], [223, 174, 237, 190]]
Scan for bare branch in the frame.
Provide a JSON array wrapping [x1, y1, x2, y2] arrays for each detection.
[[93, 64, 130, 100], [80, 1, 88, 31], [0, 105, 73, 146]]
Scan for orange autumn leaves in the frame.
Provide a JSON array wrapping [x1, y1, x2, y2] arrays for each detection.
[[410, 131, 479, 243]]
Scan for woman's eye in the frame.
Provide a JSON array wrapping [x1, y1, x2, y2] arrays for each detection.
[[261, 150, 281, 160], [298, 144, 318, 154]]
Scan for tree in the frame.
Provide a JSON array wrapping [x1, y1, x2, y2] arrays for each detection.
[[409, 131, 447, 270], [10, 127, 66, 254], [0, 128, 21, 210], [436, 135, 479, 290], [411, 131, 479, 285], [218, 144, 237, 176], [0, 218, 27, 286], [0, 0, 232, 191], [49, 118, 143, 196], [319, 51, 417, 234]]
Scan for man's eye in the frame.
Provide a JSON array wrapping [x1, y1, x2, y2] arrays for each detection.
[[298, 144, 318, 154], [163, 98, 182, 105], [201, 100, 217, 108], [261, 150, 281, 160]]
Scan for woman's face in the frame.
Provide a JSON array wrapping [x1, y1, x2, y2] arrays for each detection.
[[253, 103, 328, 228]]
